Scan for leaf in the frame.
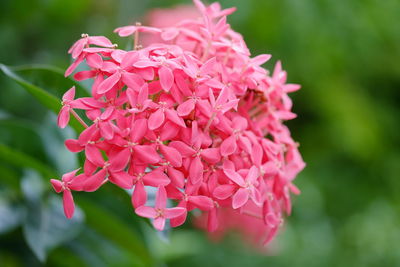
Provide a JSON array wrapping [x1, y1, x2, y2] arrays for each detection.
[[0, 143, 57, 179], [21, 170, 84, 262], [78, 199, 154, 266], [23, 195, 84, 262], [9, 64, 89, 97], [0, 64, 84, 133], [0, 117, 48, 164], [0, 191, 24, 234], [38, 113, 78, 173]]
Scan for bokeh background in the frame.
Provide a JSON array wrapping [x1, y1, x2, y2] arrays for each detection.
[[1, 0, 399, 266]]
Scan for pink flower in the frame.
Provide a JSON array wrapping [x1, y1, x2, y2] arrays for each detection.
[[52, 0, 305, 247], [50, 169, 85, 218], [135, 186, 186, 231]]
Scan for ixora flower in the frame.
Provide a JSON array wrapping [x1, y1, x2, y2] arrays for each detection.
[[51, 0, 305, 246]]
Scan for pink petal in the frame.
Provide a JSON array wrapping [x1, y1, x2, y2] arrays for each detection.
[[148, 108, 165, 130], [114, 26, 136, 37], [86, 53, 103, 69], [99, 121, 114, 140], [160, 122, 179, 140], [65, 55, 84, 77], [155, 186, 167, 209], [169, 141, 196, 157], [199, 57, 216, 75], [135, 206, 157, 218], [158, 66, 174, 91], [161, 28, 179, 41], [165, 109, 186, 128], [89, 36, 114, 47], [109, 149, 131, 171], [85, 144, 105, 167], [170, 203, 187, 228], [109, 171, 133, 189], [62, 169, 80, 182], [97, 72, 121, 94], [63, 190, 75, 219], [167, 167, 185, 188], [122, 72, 144, 89], [138, 83, 149, 104], [50, 179, 63, 193], [213, 184, 236, 200], [223, 169, 245, 187], [68, 174, 87, 191], [57, 107, 70, 129], [177, 99, 195, 116], [207, 208, 218, 232], [189, 196, 213, 211], [83, 169, 107, 192], [200, 148, 220, 163], [121, 51, 139, 69], [189, 156, 203, 184], [143, 170, 170, 187], [220, 136, 237, 157], [153, 217, 166, 231], [131, 118, 147, 142], [251, 54, 271, 66], [62, 87, 76, 102], [65, 139, 83, 153], [164, 207, 186, 219], [251, 143, 263, 166], [74, 70, 96, 81], [133, 145, 161, 164], [160, 145, 182, 167], [132, 181, 147, 209], [246, 166, 259, 184], [232, 188, 249, 209]]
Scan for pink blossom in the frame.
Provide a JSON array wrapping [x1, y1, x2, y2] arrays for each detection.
[[51, 0, 305, 247], [135, 186, 186, 231]]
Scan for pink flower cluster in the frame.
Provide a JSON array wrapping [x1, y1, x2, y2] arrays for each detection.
[[51, 0, 305, 245]]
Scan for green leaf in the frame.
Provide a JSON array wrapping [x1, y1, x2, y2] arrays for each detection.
[[0, 143, 57, 179], [21, 170, 84, 262], [0, 64, 84, 133], [8, 64, 89, 97], [0, 118, 48, 164], [79, 199, 154, 266], [0, 191, 24, 234], [23, 195, 85, 262]]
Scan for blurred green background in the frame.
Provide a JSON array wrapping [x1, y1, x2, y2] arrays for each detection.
[[1, 0, 399, 266]]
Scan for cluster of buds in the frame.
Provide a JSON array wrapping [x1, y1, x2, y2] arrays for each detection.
[[51, 0, 305, 245]]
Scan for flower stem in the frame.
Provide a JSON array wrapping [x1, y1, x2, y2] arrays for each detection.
[[71, 109, 89, 128], [204, 112, 216, 132]]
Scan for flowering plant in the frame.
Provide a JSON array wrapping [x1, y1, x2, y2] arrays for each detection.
[[51, 0, 305, 245]]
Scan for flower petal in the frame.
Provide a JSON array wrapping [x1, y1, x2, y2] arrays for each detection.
[[160, 145, 182, 167], [97, 71, 121, 94], [232, 188, 249, 209], [109, 171, 133, 189], [220, 136, 237, 157], [132, 181, 147, 209], [164, 207, 186, 219], [63, 190, 75, 219], [135, 206, 157, 218], [153, 217, 166, 231], [213, 184, 236, 200], [189, 156, 203, 184], [155, 186, 167, 209], [159, 66, 174, 91], [133, 145, 161, 164], [83, 169, 107, 192], [148, 108, 165, 130]]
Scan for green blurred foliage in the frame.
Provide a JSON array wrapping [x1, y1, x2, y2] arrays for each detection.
[[1, 0, 399, 266]]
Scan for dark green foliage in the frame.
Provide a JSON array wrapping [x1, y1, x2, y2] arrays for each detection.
[[0, 0, 399, 266]]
